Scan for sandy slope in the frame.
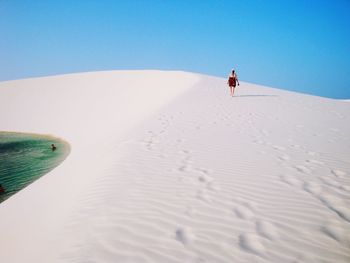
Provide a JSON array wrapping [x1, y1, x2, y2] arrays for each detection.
[[0, 71, 349, 263]]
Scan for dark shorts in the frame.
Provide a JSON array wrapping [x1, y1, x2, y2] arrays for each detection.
[[228, 78, 236, 87]]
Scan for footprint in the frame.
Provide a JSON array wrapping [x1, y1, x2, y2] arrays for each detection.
[[329, 128, 339, 132], [321, 220, 350, 244], [292, 144, 301, 149], [178, 165, 191, 173], [196, 189, 211, 203], [239, 233, 265, 256], [273, 145, 285, 151], [144, 138, 155, 150], [157, 153, 167, 159], [234, 205, 255, 220], [254, 139, 265, 145], [320, 177, 341, 188], [178, 152, 193, 173], [195, 167, 211, 175], [207, 181, 221, 192], [340, 185, 350, 192], [260, 129, 269, 137], [331, 170, 346, 177], [235, 198, 258, 211], [318, 194, 350, 222], [303, 182, 322, 195], [198, 174, 213, 183], [307, 151, 317, 156], [280, 175, 303, 187], [305, 159, 324, 166], [185, 206, 196, 217], [175, 227, 195, 245], [294, 165, 311, 174], [278, 154, 290, 161], [256, 220, 279, 240]]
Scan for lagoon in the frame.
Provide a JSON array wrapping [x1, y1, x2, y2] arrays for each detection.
[[0, 132, 69, 203]]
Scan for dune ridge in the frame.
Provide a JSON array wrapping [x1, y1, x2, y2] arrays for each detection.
[[0, 71, 349, 263]]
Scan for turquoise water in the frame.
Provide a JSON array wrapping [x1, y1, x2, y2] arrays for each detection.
[[0, 132, 70, 204]]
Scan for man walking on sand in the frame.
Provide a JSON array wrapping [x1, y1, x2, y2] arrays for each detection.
[[227, 69, 240, 97]]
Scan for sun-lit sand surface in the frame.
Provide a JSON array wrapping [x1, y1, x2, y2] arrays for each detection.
[[0, 70, 349, 263]]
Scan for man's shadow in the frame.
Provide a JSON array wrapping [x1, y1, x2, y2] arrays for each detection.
[[233, 95, 278, 98]]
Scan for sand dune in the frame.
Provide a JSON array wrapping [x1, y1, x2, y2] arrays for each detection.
[[0, 71, 349, 263]]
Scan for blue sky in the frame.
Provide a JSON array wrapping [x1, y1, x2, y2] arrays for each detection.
[[1, 0, 349, 98]]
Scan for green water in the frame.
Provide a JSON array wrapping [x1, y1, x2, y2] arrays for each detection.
[[0, 132, 70, 204]]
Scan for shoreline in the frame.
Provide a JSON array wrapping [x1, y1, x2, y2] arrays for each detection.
[[0, 130, 71, 146]]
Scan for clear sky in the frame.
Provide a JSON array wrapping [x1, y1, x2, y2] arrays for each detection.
[[1, 0, 349, 98]]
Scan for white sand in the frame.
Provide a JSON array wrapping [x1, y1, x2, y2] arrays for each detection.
[[0, 70, 349, 263]]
